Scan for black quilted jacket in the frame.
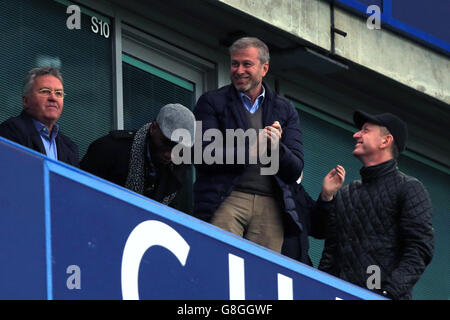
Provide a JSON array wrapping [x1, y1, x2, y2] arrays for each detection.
[[317, 160, 434, 300]]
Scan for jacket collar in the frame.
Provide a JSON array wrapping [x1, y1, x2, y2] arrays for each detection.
[[360, 159, 397, 183], [227, 82, 274, 129], [19, 110, 47, 154], [19, 110, 65, 160]]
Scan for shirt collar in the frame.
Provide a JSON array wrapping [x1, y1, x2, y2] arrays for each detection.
[[32, 119, 59, 140], [360, 159, 397, 183], [239, 85, 265, 113], [239, 85, 265, 102]]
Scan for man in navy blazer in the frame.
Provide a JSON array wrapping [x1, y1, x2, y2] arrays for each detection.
[[193, 37, 304, 253], [0, 67, 78, 166]]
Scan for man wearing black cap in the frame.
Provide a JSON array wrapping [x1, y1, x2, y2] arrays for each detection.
[[80, 103, 195, 209], [315, 110, 434, 300]]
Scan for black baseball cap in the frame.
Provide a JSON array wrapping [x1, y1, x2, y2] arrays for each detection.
[[354, 110, 408, 153]]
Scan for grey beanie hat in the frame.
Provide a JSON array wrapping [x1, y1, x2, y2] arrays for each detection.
[[156, 103, 196, 148]]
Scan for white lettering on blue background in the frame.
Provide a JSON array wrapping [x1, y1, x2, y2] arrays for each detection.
[[121, 220, 190, 300]]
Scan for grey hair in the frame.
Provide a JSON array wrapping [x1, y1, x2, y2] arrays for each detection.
[[22, 67, 64, 97], [229, 37, 270, 64]]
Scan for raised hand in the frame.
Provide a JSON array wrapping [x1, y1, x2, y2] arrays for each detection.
[[263, 121, 282, 149], [271, 121, 282, 138], [321, 165, 346, 201], [250, 121, 282, 160]]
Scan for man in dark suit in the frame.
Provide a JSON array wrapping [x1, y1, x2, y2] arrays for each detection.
[[80, 103, 196, 211], [0, 67, 78, 166], [193, 37, 304, 253]]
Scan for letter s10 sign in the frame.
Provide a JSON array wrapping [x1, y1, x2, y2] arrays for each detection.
[[91, 16, 110, 39]]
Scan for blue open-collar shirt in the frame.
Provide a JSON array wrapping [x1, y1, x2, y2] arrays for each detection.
[[239, 85, 265, 114], [33, 119, 59, 160]]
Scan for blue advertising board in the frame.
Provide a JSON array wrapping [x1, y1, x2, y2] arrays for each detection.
[[334, 0, 450, 55], [0, 137, 385, 300]]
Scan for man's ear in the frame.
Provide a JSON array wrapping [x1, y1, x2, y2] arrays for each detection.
[[381, 134, 394, 150], [148, 122, 154, 135], [22, 96, 28, 109], [148, 121, 159, 136], [262, 62, 269, 77]]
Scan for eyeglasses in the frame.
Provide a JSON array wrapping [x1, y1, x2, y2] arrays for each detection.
[[37, 88, 66, 99]]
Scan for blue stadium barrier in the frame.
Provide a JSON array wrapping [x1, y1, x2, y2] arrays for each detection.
[[0, 137, 386, 300]]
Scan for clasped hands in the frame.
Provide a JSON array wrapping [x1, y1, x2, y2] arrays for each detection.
[[249, 121, 282, 158]]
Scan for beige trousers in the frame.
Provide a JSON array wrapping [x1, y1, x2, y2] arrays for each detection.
[[211, 190, 284, 252]]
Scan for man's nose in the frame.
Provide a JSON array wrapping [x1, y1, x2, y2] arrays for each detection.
[[353, 131, 361, 139], [234, 64, 245, 74], [47, 92, 58, 100]]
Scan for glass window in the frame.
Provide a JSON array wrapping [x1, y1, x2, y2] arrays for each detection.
[[0, 0, 114, 159], [122, 53, 195, 214], [122, 54, 195, 130]]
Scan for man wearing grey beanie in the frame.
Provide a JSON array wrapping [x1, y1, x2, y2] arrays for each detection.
[[80, 103, 195, 209]]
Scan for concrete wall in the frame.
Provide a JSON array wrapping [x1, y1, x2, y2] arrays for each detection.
[[333, 7, 450, 104], [218, 0, 450, 104], [220, 0, 331, 50]]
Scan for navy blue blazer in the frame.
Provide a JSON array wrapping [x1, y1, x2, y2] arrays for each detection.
[[282, 182, 330, 265], [193, 83, 304, 228], [0, 110, 79, 167]]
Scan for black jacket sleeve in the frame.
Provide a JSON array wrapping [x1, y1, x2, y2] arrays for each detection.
[[80, 137, 119, 183], [274, 101, 304, 184], [309, 196, 335, 239], [383, 178, 434, 300], [0, 115, 38, 149], [317, 199, 339, 274]]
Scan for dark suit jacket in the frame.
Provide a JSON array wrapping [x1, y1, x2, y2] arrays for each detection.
[[282, 182, 329, 265], [0, 110, 79, 166]]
